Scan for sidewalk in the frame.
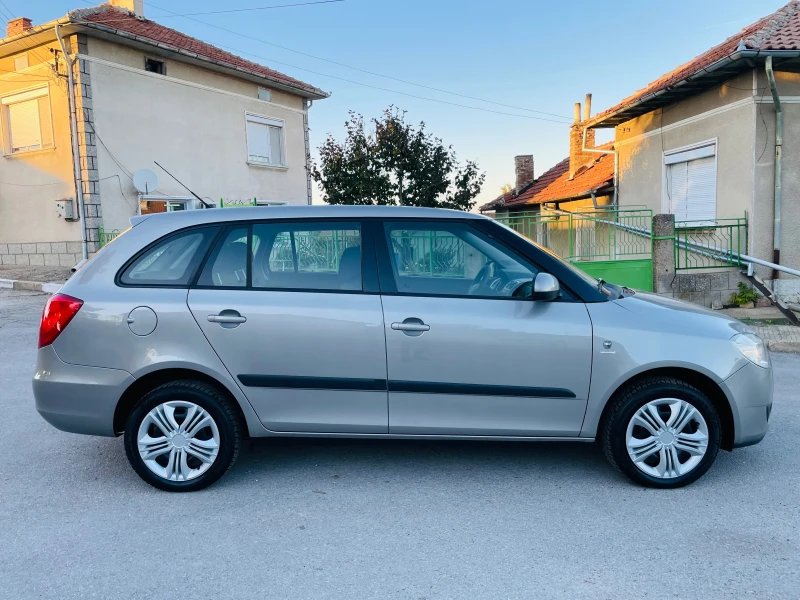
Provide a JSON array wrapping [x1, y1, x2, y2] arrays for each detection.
[[718, 306, 800, 353], [0, 266, 68, 294]]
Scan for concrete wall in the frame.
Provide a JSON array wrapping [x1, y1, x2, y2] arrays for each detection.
[[87, 38, 311, 232], [615, 71, 756, 225], [0, 41, 83, 266], [753, 70, 800, 301]]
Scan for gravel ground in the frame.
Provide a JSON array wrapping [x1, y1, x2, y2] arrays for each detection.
[[0, 289, 797, 600]]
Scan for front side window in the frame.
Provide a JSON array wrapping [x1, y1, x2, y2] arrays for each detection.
[[120, 227, 218, 286], [245, 113, 284, 166], [384, 222, 537, 298], [2, 87, 53, 154]]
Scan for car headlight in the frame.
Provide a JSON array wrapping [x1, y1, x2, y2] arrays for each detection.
[[731, 333, 770, 368]]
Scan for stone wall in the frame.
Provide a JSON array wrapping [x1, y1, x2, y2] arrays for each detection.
[[658, 270, 752, 308], [0, 242, 83, 268]]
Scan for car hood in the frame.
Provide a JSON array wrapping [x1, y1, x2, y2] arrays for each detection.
[[613, 291, 752, 337]]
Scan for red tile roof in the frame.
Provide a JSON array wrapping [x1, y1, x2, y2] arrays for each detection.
[[589, 0, 800, 126], [480, 152, 614, 212], [67, 4, 327, 98]]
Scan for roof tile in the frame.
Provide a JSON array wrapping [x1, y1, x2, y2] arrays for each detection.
[[69, 4, 325, 96]]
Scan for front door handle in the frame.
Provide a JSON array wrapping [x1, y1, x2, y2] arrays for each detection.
[[391, 318, 430, 337], [208, 311, 247, 326], [391, 322, 430, 332]]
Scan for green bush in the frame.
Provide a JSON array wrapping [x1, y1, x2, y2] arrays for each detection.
[[728, 282, 760, 306]]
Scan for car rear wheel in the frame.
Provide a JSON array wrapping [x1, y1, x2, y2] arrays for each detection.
[[124, 380, 241, 492], [601, 377, 721, 488]]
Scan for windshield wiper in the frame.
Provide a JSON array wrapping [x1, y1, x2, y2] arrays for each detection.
[[596, 278, 607, 291]]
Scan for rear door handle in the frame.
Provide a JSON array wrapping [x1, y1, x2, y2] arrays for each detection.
[[208, 314, 247, 324], [391, 322, 430, 331]]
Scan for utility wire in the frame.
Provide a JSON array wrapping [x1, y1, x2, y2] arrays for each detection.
[[77, 0, 572, 121], [150, 0, 346, 17]]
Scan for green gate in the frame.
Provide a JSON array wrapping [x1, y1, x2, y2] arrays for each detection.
[[493, 208, 654, 291]]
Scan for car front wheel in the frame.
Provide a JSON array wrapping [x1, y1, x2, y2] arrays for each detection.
[[601, 377, 722, 488], [124, 380, 241, 492]]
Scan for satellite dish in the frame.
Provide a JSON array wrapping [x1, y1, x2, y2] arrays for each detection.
[[133, 169, 159, 194]]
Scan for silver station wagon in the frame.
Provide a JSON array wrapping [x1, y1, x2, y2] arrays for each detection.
[[33, 206, 772, 491]]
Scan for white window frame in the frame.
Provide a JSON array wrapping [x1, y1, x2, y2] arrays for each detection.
[[245, 112, 287, 168], [1, 85, 55, 156], [661, 138, 718, 221]]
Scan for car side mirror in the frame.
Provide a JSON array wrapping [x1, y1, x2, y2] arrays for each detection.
[[530, 272, 560, 301]]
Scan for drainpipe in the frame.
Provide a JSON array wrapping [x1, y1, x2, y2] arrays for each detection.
[[55, 25, 88, 261], [580, 94, 618, 205], [765, 56, 782, 278]]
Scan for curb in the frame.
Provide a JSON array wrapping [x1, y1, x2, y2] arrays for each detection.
[[767, 340, 800, 354], [0, 278, 63, 294]]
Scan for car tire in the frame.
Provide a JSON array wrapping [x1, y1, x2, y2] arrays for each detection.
[[124, 380, 242, 492], [601, 377, 721, 488]]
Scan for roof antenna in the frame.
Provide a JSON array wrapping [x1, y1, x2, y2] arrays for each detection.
[[153, 161, 212, 208]]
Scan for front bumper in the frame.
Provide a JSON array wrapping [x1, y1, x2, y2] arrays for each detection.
[[722, 360, 773, 448], [33, 346, 134, 437]]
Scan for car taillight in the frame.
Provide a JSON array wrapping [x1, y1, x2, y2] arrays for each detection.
[[39, 294, 83, 349]]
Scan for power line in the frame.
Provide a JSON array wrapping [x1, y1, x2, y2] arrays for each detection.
[[77, 0, 572, 121], [150, 0, 346, 17], [0, 0, 58, 68]]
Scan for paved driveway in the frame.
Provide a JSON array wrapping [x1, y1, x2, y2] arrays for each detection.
[[0, 289, 797, 599]]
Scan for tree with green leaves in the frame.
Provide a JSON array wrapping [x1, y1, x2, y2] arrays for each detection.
[[311, 107, 485, 211]]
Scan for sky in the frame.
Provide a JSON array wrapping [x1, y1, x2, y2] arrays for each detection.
[[14, 0, 788, 207]]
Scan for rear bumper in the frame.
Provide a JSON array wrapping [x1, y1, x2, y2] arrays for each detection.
[[722, 360, 773, 449], [33, 346, 134, 437]]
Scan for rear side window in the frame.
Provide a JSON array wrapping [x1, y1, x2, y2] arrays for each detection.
[[120, 227, 218, 286]]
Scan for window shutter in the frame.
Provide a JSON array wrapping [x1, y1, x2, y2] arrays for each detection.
[[667, 162, 689, 222], [8, 99, 42, 152], [246, 119, 271, 164], [686, 156, 716, 222], [37, 97, 53, 148]]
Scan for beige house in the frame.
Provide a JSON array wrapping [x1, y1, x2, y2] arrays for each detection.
[[0, 0, 328, 267], [483, 0, 800, 305]]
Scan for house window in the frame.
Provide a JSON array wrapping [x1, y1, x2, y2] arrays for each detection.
[[245, 113, 285, 167], [145, 58, 166, 75], [664, 142, 717, 223], [258, 87, 272, 102], [13, 54, 29, 71], [1, 87, 54, 154]]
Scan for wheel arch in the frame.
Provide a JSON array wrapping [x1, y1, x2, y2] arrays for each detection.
[[113, 368, 251, 438], [597, 367, 735, 451]]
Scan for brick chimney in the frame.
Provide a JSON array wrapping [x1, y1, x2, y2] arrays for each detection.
[[514, 155, 534, 192], [569, 93, 597, 179], [110, 0, 144, 17], [6, 17, 32, 38]]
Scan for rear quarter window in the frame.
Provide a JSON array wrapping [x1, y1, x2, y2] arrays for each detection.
[[119, 226, 219, 286]]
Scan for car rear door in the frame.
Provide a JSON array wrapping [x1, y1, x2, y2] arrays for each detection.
[[187, 219, 388, 433], [375, 219, 593, 437]]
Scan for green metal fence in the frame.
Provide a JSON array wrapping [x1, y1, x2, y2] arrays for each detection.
[[674, 215, 748, 270], [390, 231, 467, 277], [97, 227, 122, 248], [493, 208, 654, 291], [269, 230, 361, 273]]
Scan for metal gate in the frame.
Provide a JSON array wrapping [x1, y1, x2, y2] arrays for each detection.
[[493, 208, 654, 291]]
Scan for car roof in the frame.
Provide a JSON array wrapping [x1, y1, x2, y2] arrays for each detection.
[[131, 205, 485, 228]]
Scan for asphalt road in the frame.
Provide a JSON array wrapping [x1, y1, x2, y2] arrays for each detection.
[[0, 289, 798, 599]]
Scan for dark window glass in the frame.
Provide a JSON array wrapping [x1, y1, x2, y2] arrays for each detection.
[[197, 227, 249, 287], [120, 227, 217, 286], [145, 58, 166, 75], [383, 222, 537, 297], [252, 222, 362, 291]]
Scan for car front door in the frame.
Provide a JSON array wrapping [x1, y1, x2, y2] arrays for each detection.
[[188, 219, 388, 433], [376, 219, 593, 437]]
